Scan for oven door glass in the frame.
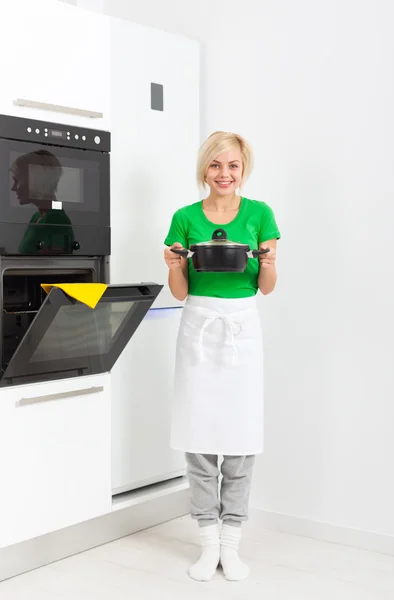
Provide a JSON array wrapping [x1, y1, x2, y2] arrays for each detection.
[[0, 138, 109, 228], [0, 284, 162, 386]]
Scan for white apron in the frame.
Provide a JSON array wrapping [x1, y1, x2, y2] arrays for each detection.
[[171, 295, 264, 456]]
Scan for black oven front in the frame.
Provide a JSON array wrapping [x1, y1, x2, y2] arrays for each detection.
[[0, 114, 110, 256]]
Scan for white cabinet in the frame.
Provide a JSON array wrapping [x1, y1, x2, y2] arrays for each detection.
[[0, 374, 111, 548], [109, 18, 199, 492], [0, 0, 110, 129], [111, 308, 185, 494]]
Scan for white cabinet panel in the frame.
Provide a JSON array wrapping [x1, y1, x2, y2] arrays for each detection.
[[111, 308, 185, 493], [0, 0, 110, 129], [0, 375, 111, 548]]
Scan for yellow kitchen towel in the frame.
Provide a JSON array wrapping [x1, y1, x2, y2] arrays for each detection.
[[40, 283, 108, 309]]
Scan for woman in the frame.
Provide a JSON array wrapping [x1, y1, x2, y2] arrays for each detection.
[[164, 131, 280, 582]]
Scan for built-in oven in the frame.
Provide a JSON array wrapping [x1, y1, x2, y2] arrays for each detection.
[[0, 115, 164, 387], [0, 256, 162, 387], [0, 114, 110, 256]]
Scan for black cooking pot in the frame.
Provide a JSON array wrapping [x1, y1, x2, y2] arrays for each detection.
[[171, 228, 269, 273]]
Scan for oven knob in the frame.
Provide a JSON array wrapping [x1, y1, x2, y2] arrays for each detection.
[[36, 241, 45, 250], [72, 241, 81, 251], [94, 135, 101, 144], [27, 127, 32, 133]]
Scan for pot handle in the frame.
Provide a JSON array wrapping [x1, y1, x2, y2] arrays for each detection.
[[248, 248, 270, 258], [212, 229, 228, 241], [171, 248, 192, 259]]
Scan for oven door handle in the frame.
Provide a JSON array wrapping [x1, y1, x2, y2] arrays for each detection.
[[16, 386, 104, 408]]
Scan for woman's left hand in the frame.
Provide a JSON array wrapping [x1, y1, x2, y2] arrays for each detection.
[[259, 243, 276, 269]]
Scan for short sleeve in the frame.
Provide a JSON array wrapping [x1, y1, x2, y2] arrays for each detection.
[[164, 209, 188, 248], [259, 204, 281, 244]]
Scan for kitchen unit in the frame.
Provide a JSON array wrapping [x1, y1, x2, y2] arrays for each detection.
[[0, 113, 163, 550], [0, 0, 199, 580], [0, 0, 111, 129], [0, 374, 112, 548]]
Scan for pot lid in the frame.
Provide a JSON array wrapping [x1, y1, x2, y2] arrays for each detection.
[[194, 229, 248, 247]]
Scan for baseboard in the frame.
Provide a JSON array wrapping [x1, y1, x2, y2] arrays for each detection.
[[112, 469, 187, 497], [249, 508, 394, 556], [0, 478, 190, 582], [4, 491, 391, 583]]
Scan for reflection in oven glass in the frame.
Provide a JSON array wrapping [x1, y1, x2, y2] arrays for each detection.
[[10, 149, 76, 254], [30, 301, 136, 362]]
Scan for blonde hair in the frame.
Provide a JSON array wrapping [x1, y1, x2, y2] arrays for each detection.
[[197, 131, 254, 189]]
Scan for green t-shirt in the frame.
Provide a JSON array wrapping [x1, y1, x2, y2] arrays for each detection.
[[164, 197, 281, 298]]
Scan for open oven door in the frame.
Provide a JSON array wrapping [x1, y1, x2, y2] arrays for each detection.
[[0, 284, 163, 387]]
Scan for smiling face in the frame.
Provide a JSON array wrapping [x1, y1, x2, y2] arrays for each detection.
[[204, 148, 243, 196]]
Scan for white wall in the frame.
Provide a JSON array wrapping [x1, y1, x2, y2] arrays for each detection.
[[58, 0, 394, 541], [245, 1, 394, 541]]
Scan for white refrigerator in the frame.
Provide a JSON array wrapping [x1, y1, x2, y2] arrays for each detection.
[[109, 17, 199, 493]]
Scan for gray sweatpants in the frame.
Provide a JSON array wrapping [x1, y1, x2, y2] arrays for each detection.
[[185, 453, 255, 528]]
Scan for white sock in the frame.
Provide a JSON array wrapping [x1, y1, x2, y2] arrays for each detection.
[[188, 524, 220, 582], [220, 523, 249, 581]]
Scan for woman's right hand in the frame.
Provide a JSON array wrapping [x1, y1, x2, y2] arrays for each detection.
[[164, 242, 185, 271]]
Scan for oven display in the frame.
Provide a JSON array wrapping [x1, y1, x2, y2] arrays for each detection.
[[49, 130, 66, 139]]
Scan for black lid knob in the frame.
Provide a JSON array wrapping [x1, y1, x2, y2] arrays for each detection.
[[212, 229, 228, 241]]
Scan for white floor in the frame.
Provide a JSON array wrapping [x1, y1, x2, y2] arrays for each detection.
[[1, 515, 394, 599]]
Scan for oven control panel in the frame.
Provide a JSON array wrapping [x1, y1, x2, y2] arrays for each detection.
[[0, 114, 110, 152], [26, 126, 100, 145]]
